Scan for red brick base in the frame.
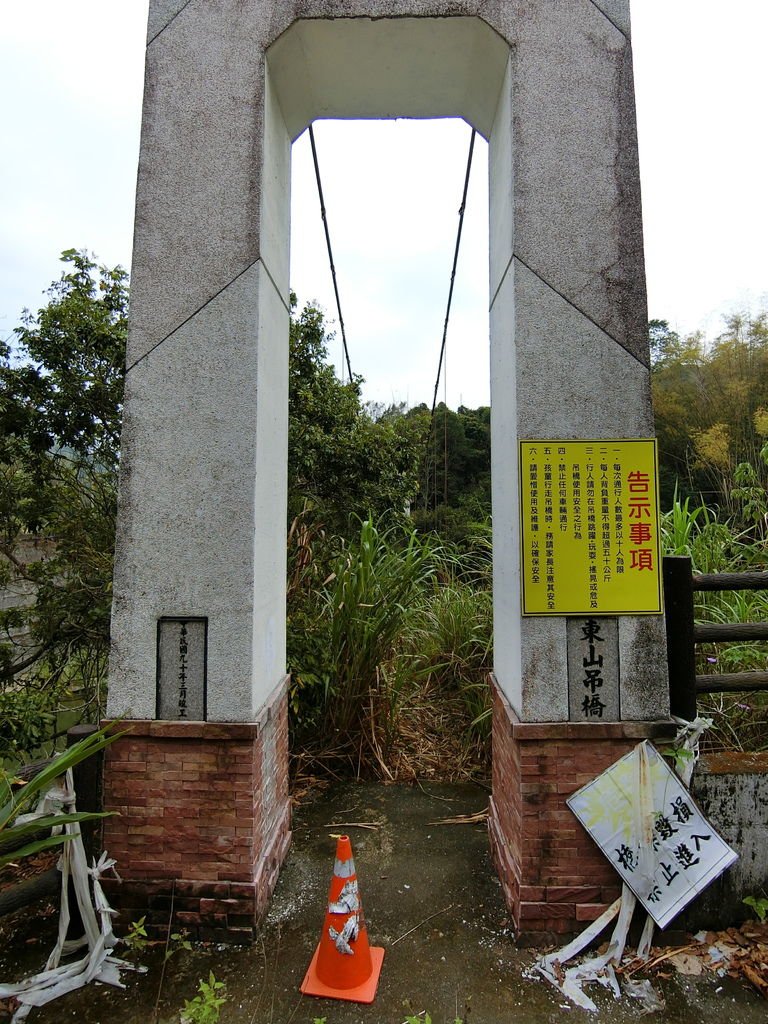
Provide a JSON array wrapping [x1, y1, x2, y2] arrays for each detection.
[[488, 677, 675, 942], [100, 679, 290, 943]]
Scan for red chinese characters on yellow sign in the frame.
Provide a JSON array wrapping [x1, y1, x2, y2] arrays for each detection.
[[628, 471, 654, 571], [519, 440, 663, 615]]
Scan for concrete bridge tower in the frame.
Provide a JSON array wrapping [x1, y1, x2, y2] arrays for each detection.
[[103, 1, 670, 941]]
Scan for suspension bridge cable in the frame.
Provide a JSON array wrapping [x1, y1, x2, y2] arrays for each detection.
[[308, 124, 353, 383], [423, 127, 477, 509]]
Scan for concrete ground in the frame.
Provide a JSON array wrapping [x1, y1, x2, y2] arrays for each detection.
[[1, 780, 766, 1023]]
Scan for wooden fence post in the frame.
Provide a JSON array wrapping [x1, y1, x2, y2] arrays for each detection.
[[662, 555, 698, 720]]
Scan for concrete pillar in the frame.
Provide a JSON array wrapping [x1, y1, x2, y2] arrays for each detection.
[[104, 0, 671, 940]]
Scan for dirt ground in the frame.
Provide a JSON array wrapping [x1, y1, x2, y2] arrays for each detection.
[[0, 780, 766, 1024]]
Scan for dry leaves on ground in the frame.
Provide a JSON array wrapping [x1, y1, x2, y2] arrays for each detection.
[[624, 921, 768, 1000]]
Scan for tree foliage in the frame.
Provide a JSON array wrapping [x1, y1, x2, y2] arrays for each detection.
[[288, 299, 424, 531], [651, 308, 768, 521], [0, 251, 127, 756], [411, 402, 491, 543], [288, 304, 494, 541]]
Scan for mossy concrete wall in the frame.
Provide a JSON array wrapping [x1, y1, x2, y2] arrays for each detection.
[[684, 752, 768, 930]]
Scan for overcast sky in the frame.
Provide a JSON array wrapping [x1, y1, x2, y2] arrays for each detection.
[[1, 1, 766, 410]]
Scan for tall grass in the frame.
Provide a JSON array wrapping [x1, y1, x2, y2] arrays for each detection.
[[288, 494, 767, 774], [661, 491, 746, 574], [288, 516, 438, 772], [323, 517, 436, 738], [662, 494, 768, 752], [287, 514, 494, 778], [401, 559, 493, 750]]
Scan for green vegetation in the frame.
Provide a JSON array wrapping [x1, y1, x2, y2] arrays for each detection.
[[660, 492, 768, 752], [743, 894, 768, 923], [2, 251, 768, 774], [654, 311, 768, 753], [0, 723, 119, 866], [0, 249, 126, 761], [413, 402, 491, 543], [287, 513, 492, 778], [651, 310, 768, 514], [288, 298, 424, 532], [292, 516, 436, 747], [122, 916, 149, 955], [285, 301, 493, 778], [180, 971, 227, 1024]]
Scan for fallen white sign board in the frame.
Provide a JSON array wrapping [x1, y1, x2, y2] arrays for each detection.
[[567, 741, 737, 929]]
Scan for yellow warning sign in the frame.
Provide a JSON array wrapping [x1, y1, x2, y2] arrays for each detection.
[[519, 439, 663, 616]]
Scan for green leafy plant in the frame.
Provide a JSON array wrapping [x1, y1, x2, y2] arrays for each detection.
[[126, 917, 192, 960], [404, 561, 492, 748], [731, 459, 768, 539], [658, 481, 768, 755], [743, 894, 768, 923], [660, 490, 709, 558], [0, 685, 61, 762], [287, 300, 422, 534], [0, 722, 122, 867], [180, 971, 227, 1024], [123, 916, 148, 954], [165, 929, 193, 962], [660, 745, 695, 775]]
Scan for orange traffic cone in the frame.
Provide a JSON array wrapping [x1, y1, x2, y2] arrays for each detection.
[[300, 834, 385, 1003]]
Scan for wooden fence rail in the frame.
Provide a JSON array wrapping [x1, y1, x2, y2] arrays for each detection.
[[663, 555, 768, 719]]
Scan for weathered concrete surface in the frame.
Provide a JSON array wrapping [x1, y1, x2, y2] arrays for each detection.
[[683, 752, 768, 931], [3, 782, 766, 1023], [590, 0, 631, 38], [110, 262, 288, 721], [489, 0, 649, 365], [511, 258, 654, 439], [146, 0, 191, 43], [618, 615, 670, 721], [494, 257, 667, 721]]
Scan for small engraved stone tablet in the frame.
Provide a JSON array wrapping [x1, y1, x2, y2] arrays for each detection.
[[567, 617, 620, 722], [156, 617, 207, 721]]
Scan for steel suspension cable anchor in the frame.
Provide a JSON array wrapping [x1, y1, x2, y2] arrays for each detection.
[[422, 127, 477, 510], [309, 123, 354, 383]]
